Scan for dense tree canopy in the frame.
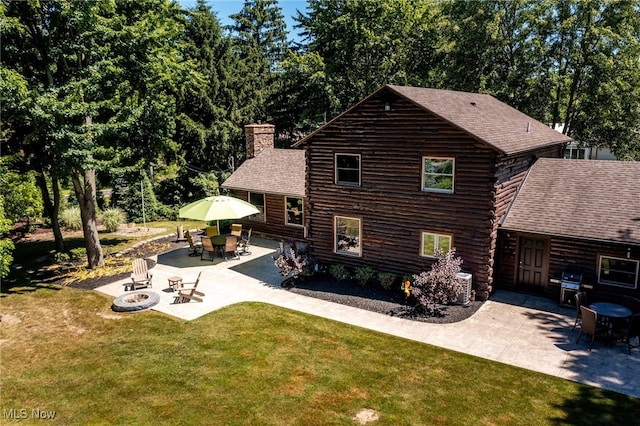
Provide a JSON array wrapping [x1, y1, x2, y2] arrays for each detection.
[[1, 0, 638, 268]]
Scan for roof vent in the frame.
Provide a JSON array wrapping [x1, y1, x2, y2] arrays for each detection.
[[470, 102, 477, 107], [527, 122, 531, 133]]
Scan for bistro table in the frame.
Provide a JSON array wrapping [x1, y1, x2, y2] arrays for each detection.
[[168, 276, 183, 292], [589, 302, 632, 346]]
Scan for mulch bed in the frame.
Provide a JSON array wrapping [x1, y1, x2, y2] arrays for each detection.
[[286, 274, 484, 324]]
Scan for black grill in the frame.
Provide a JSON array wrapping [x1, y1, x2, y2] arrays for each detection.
[[560, 271, 583, 307]]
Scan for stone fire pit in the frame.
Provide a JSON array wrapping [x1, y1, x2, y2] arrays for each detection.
[[112, 290, 160, 313]]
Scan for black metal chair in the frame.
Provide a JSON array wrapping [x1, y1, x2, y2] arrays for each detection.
[[238, 228, 252, 255], [576, 306, 608, 351], [621, 314, 640, 355], [200, 236, 216, 262], [572, 291, 587, 331]]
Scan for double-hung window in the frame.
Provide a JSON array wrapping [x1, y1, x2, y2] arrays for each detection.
[[598, 256, 639, 289], [248, 192, 265, 221], [335, 216, 361, 256], [421, 232, 452, 257], [285, 196, 303, 226], [335, 154, 361, 185], [422, 157, 454, 193]]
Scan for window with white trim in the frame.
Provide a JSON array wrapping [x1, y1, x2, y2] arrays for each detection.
[[563, 143, 590, 160], [285, 196, 303, 226], [335, 154, 361, 185], [421, 232, 452, 257], [422, 157, 454, 193], [335, 216, 361, 256], [598, 256, 638, 289], [248, 192, 265, 221]]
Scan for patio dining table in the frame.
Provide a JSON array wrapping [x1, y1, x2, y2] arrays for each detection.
[[589, 302, 632, 346], [210, 235, 238, 257]]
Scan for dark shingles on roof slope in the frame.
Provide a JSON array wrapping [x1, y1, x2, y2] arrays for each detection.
[[222, 148, 305, 197], [386, 85, 572, 155], [501, 158, 640, 245]]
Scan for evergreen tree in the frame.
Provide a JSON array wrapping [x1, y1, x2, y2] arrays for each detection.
[[228, 0, 289, 123]]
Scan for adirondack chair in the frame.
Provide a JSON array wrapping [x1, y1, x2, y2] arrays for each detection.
[[174, 271, 204, 303], [129, 258, 152, 291]]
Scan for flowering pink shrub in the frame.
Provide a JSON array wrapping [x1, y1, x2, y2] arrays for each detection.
[[273, 239, 314, 281], [410, 249, 464, 315]]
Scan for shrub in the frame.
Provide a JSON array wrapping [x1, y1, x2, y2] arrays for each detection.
[[378, 272, 397, 290], [329, 264, 349, 281], [410, 249, 464, 315], [273, 239, 315, 282], [60, 207, 82, 231], [354, 266, 375, 286], [101, 207, 126, 232]]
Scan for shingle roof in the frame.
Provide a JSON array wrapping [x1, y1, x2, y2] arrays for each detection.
[[386, 85, 572, 154], [222, 148, 305, 197], [501, 158, 640, 245], [295, 85, 572, 154]]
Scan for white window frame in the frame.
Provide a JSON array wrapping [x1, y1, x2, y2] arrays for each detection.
[[334, 215, 362, 257], [420, 232, 452, 258], [285, 196, 304, 227], [248, 192, 265, 222], [422, 156, 455, 194], [597, 255, 639, 289], [335, 153, 361, 186], [564, 142, 590, 160]]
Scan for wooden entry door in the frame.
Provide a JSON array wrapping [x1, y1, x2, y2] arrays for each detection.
[[517, 236, 549, 293]]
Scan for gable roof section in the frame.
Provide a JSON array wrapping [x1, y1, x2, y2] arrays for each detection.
[[295, 84, 572, 155], [221, 148, 305, 197], [501, 158, 640, 246]]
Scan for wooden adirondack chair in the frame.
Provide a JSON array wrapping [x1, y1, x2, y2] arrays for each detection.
[[174, 272, 204, 303], [129, 258, 153, 291]]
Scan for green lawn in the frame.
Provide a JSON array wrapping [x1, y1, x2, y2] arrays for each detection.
[[1, 287, 638, 425]]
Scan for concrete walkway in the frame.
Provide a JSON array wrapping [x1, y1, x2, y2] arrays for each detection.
[[96, 237, 640, 399]]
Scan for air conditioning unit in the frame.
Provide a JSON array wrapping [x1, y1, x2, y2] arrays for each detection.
[[455, 272, 473, 305]]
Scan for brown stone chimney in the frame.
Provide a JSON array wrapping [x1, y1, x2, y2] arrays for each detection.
[[244, 123, 275, 158]]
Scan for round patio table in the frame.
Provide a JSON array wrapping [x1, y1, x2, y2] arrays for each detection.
[[168, 276, 183, 292], [589, 302, 632, 319]]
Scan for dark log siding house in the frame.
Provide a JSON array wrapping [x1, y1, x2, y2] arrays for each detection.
[[223, 85, 639, 303], [497, 159, 640, 299], [294, 85, 572, 300], [222, 124, 306, 241]]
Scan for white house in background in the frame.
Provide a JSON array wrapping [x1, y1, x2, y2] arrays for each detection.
[[552, 124, 617, 160]]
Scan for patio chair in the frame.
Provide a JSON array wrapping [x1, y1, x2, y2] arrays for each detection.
[[238, 228, 252, 255], [231, 223, 243, 237], [576, 306, 608, 351], [620, 314, 640, 355], [185, 230, 203, 257], [174, 272, 204, 303], [205, 225, 220, 237], [200, 236, 216, 262], [224, 235, 239, 260], [572, 291, 588, 330], [129, 258, 152, 291]]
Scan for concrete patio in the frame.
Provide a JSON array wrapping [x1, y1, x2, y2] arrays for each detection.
[[96, 237, 640, 399]]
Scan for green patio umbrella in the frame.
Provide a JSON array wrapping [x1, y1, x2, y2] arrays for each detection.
[[178, 196, 260, 228]]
